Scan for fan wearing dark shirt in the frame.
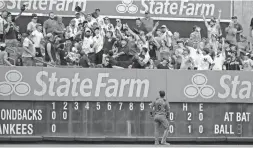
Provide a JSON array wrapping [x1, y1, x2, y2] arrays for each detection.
[[224, 51, 242, 70], [232, 16, 243, 42], [79, 50, 90, 68], [58, 43, 68, 66], [97, 56, 112, 68], [132, 18, 146, 34], [157, 59, 170, 69]]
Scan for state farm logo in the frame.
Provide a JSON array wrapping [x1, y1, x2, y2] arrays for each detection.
[[116, 0, 138, 14], [0, 0, 5, 10], [0, 70, 30, 96], [184, 73, 215, 99]]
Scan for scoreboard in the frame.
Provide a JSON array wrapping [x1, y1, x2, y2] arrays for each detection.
[[0, 101, 252, 142]]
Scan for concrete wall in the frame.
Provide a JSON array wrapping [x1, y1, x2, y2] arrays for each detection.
[[234, 0, 253, 38]]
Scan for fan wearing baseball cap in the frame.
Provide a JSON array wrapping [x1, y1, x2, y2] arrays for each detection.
[[141, 11, 154, 33], [160, 25, 173, 49], [27, 13, 38, 32]]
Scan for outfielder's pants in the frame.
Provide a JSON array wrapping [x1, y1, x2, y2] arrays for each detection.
[[154, 114, 169, 142]]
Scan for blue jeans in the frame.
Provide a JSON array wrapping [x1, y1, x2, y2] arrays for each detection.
[[22, 57, 35, 66]]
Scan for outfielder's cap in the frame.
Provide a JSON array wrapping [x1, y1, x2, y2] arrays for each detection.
[[159, 90, 165, 97]]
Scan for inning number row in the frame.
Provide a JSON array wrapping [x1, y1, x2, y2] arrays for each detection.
[[51, 102, 147, 111]]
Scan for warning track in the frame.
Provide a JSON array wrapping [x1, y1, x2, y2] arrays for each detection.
[[0, 144, 253, 148]]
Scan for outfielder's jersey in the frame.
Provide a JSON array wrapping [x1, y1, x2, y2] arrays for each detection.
[[150, 98, 170, 116]]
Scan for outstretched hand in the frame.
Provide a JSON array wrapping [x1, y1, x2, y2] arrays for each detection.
[[155, 21, 159, 27]]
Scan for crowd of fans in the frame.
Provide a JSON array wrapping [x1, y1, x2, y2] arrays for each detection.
[[0, 6, 253, 71]]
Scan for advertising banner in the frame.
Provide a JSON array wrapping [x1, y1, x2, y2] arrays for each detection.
[[1, 0, 232, 21], [0, 67, 252, 103]]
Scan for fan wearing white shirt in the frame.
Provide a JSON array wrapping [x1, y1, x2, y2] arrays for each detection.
[[193, 49, 204, 70], [31, 24, 44, 58], [213, 48, 226, 70], [86, 14, 96, 28], [115, 19, 123, 31], [242, 53, 253, 71], [93, 27, 105, 64], [65, 19, 78, 40], [103, 17, 115, 32], [187, 45, 203, 70], [160, 25, 173, 47], [136, 47, 150, 68], [82, 28, 95, 64], [74, 12, 85, 28], [180, 48, 194, 70], [213, 39, 226, 70], [198, 48, 214, 70]]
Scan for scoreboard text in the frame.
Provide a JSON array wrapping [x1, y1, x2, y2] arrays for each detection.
[[0, 101, 252, 141]]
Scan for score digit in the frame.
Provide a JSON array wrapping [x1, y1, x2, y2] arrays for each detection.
[[169, 125, 174, 134], [63, 111, 68, 120], [187, 113, 192, 121], [169, 112, 174, 121], [63, 102, 68, 110], [52, 102, 55, 110], [199, 125, 203, 134], [199, 113, 203, 121], [107, 102, 112, 110], [52, 111, 56, 120], [188, 125, 192, 134], [51, 124, 56, 133]]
